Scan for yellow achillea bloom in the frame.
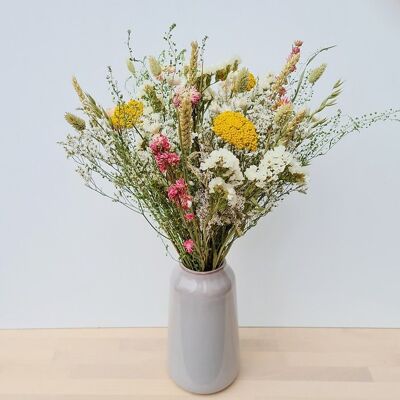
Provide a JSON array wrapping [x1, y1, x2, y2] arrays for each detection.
[[111, 99, 144, 129], [212, 111, 258, 151], [246, 72, 256, 91]]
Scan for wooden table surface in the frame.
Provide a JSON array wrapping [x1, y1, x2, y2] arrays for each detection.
[[0, 327, 400, 399]]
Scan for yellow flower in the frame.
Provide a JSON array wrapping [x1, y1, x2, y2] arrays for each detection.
[[212, 111, 258, 151], [111, 99, 143, 129], [246, 72, 256, 91]]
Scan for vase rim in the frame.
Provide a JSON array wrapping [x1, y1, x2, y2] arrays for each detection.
[[179, 260, 226, 275]]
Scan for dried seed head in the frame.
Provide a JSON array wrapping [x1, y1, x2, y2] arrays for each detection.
[[148, 56, 162, 77], [179, 97, 192, 154], [65, 112, 86, 131], [308, 63, 327, 85], [126, 58, 136, 75], [188, 41, 199, 86]]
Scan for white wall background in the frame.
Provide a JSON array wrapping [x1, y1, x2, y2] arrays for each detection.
[[0, 0, 399, 329]]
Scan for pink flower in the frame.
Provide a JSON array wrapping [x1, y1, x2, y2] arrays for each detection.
[[184, 213, 195, 221], [288, 43, 302, 72], [172, 94, 181, 108], [189, 87, 201, 106], [167, 178, 192, 210], [174, 178, 187, 191], [149, 133, 170, 155], [172, 86, 184, 108], [277, 96, 290, 106], [180, 194, 192, 210], [106, 107, 115, 117], [166, 152, 180, 165], [167, 178, 186, 201], [172, 86, 201, 108], [149, 134, 181, 173], [155, 152, 180, 173], [183, 239, 195, 254], [291, 46, 300, 55]]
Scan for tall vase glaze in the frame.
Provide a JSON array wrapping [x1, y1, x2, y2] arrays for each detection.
[[168, 261, 239, 394]]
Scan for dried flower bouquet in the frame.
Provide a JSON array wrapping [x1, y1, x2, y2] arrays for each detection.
[[62, 25, 399, 271]]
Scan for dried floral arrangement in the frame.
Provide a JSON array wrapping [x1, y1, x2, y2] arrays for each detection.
[[62, 25, 399, 271]]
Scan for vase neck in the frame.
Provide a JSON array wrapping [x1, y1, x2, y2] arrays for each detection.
[[179, 261, 226, 275]]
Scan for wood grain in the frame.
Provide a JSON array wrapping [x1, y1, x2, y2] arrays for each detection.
[[0, 328, 399, 399]]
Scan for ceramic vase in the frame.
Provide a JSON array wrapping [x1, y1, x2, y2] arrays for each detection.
[[167, 261, 239, 394]]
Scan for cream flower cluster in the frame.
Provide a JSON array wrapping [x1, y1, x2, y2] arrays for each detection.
[[245, 145, 306, 188], [259, 72, 275, 91], [208, 177, 238, 206], [200, 148, 244, 183], [288, 158, 309, 178]]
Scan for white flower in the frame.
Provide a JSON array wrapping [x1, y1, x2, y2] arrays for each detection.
[[259, 72, 275, 90], [262, 145, 293, 174], [244, 165, 258, 181], [142, 120, 162, 135], [209, 177, 225, 191], [245, 145, 293, 187], [208, 177, 238, 206], [289, 158, 307, 176], [245, 146, 308, 187], [200, 148, 244, 182], [203, 87, 215, 101], [231, 95, 249, 111], [209, 102, 221, 114], [142, 106, 154, 117], [289, 158, 309, 183]]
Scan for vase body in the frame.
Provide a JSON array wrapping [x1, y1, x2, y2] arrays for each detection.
[[168, 262, 239, 394]]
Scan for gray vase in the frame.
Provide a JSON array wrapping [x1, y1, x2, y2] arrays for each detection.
[[168, 261, 239, 394]]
